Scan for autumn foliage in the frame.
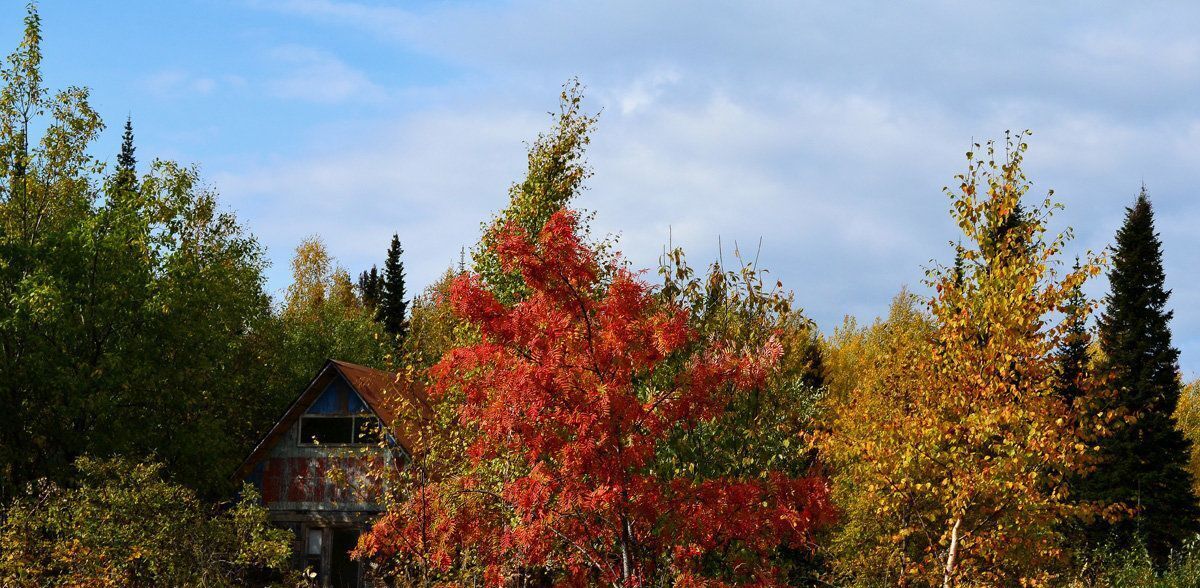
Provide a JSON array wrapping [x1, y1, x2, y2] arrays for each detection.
[[820, 134, 1105, 586], [361, 210, 833, 586]]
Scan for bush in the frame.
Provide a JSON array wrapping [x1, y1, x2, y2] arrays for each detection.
[[1070, 537, 1200, 587], [0, 457, 295, 587]]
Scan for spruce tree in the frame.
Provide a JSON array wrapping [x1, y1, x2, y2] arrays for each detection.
[[1086, 187, 1199, 559], [358, 265, 381, 311], [114, 116, 137, 195], [1056, 260, 1091, 404], [983, 200, 1029, 265], [378, 235, 407, 339]]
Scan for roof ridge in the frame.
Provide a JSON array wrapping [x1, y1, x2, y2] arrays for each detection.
[[329, 358, 387, 373]]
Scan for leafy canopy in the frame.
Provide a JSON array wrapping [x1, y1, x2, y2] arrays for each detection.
[[362, 210, 834, 587], [821, 132, 1104, 586], [0, 457, 293, 587]]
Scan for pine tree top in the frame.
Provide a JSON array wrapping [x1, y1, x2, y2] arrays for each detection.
[[379, 234, 408, 338], [114, 116, 137, 195], [118, 117, 136, 172], [1099, 188, 1176, 370]]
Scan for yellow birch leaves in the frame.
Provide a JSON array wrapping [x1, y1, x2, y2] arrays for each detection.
[[821, 133, 1103, 586]]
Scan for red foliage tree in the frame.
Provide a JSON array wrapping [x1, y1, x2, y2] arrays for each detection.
[[361, 210, 833, 586]]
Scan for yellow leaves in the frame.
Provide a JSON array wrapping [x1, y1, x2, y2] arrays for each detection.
[[821, 132, 1101, 586]]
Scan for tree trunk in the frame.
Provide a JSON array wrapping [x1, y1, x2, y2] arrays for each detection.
[[943, 516, 962, 588]]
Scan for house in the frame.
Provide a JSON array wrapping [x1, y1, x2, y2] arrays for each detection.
[[236, 359, 425, 588]]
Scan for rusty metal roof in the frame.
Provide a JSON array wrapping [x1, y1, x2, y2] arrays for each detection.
[[233, 359, 429, 482], [327, 359, 429, 424]]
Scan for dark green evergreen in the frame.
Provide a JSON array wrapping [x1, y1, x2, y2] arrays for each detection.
[[358, 265, 381, 311], [951, 245, 965, 289], [1056, 260, 1091, 404], [1085, 188, 1199, 560], [115, 116, 136, 193], [983, 201, 1029, 266], [377, 234, 408, 339]]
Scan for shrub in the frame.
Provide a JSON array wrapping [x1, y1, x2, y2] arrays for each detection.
[[0, 456, 295, 587]]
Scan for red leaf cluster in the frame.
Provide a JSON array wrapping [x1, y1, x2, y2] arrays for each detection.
[[361, 210, 833, 586]]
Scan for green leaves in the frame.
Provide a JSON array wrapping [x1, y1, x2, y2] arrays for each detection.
[[0, 5, 277, 498], [472, 78, 602, 305], [0, 457, 294, 587]]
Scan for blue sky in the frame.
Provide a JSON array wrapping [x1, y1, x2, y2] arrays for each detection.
[[6, 1, 1200, 376]]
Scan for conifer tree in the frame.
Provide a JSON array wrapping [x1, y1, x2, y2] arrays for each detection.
[[114, 116, 136, 194], [1056, 260, 1091, 404], [358, 265, 381, 311], [1087, 188, 1199, 559], [378, 234, 407, 339]]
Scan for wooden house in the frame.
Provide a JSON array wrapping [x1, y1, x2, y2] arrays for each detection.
[[236, 359, 423, 588]]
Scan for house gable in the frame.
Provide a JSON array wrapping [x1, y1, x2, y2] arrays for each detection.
[[236, 360, 427, 587], [234, 359, 424, 482], [306, 378, 371, 416], [236, 361, 402, 516]]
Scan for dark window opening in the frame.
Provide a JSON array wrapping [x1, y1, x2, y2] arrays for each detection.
[[353, 416, 381, 444], [299, 417, 353, 445], [299, 415, 383, 445]]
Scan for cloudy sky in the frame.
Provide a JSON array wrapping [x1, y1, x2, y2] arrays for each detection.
[[8, 1, 1200, 375]]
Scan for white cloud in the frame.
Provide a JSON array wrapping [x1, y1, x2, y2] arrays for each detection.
[[603, 69, 682, 116], [213, 106, 543, 299], [231, 0, 1200, 373], [264, 44, 385, 103], [140, 69, 218, 98]]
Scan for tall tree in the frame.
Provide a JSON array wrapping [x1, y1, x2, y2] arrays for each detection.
[[472, 78, 600, 304], [0, 6, 288, 498], [1085, 188, 1199, 558], [360, 210, 833, 586], [820, 134, 1102, 585], [1056, 260, 1093, 405], [1, 6, 111, 494], [358, 265, 381, 311], [377, 234, 407, 338]]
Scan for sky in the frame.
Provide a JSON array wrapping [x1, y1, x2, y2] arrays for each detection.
[[5, 1, 1200, 376]]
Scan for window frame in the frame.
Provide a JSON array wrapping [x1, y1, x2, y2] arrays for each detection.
[[297, 414, 383, 447]]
